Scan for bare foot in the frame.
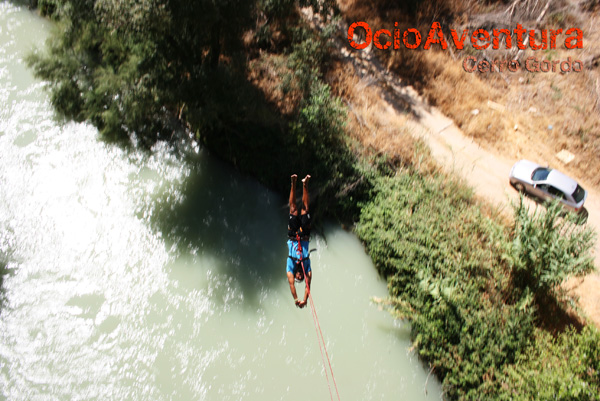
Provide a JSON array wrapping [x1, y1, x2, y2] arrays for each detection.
[[291, 174, 297, 183], [302, 175, 311, 186]]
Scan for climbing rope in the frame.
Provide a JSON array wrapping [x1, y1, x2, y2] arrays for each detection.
[[295, 234, 341, 401]]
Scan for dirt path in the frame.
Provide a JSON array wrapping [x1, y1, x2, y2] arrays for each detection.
[[369, 58, 600, 327], [410, 96, 600, 328], [306, 13, 600, 329], [415, 108, 600, 328]]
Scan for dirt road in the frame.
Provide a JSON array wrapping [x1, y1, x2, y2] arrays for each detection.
[[367, 57, 600, 326], [409, 102, 600, 328]]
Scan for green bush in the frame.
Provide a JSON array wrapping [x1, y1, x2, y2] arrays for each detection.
[[357, 172, 598, 399], [357, 173, 531, 398], [290, 79, 347, 168], [37, 0, 61, 19], [287, 78, 366, 219], [29, 0, 255, 146], [496, 326, 600, 400], [283, 25, 334, 96], [508, 198, 596, 304]]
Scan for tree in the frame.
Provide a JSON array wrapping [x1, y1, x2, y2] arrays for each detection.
[[29, 0, 258, 145], [509, 197, 596, 303]]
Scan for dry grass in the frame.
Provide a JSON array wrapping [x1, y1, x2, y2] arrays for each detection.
[[500, 56, 600, 186], [247, 53, 301, 116], [338, 0, 600, 188], [326, 60, 437, 174], [246, 42, 435, 175], [250, 0, 600, 188]]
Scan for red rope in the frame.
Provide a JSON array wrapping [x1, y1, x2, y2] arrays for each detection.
[[296, 234, 341, 401], [308, 288, 334, 400]]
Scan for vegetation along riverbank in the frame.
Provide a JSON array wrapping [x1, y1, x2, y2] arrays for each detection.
[[28, 0, 600, 399]]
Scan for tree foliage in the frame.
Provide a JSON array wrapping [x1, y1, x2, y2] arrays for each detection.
[[497, 326, 600, 400], [29, 0, 366, 221], [29, 0, 258, 146], [509, 198, 596, 303], [356, 172, 599, 399]]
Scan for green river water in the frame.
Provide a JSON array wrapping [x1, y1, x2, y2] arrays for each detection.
[[0, 2, 443, 400]]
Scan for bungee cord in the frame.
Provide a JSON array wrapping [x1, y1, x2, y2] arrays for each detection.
[[295, 233, 341, 401]]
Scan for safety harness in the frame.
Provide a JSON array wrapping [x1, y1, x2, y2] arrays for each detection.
[[288, 215, 310, 266]]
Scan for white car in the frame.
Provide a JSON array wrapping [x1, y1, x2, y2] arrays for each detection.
[[509, 160, 587, 213]]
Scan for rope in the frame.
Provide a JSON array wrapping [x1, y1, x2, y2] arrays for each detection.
[[296, 234, 341, 401], [308, 291, 334, 401]]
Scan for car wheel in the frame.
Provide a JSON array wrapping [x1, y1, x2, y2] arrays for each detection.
[[514, 183, 525, 193]]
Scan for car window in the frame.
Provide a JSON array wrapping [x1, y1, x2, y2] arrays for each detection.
[[532, 167, 551, 181], [572, 184, 586, 203], [547, 186, 566, 200]]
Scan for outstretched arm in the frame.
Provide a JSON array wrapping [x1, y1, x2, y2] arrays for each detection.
[[287, 272, 300, 306], [298, 271, 312, 308]]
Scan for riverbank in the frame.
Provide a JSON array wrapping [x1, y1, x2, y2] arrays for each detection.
[[25, 0, 600, 399]]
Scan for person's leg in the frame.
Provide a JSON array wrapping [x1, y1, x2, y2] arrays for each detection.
[[289, 174, 298, 216], [301, 174, 310, 215]]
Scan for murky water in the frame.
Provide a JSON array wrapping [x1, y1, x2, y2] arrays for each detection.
[[0, 2, 442, 400]]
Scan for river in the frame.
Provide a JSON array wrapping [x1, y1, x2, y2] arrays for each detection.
[[0, 2, 442, 400]]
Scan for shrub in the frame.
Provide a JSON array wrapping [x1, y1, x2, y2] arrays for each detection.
[[289, 78, 365, 219], [496, 325, 600, 400], [357, 172, 537, 399], [357, 172, 598, 399], [508, 197, 596, 304]]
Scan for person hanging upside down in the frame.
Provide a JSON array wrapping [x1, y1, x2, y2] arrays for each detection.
[[286, 174, 312, 309]]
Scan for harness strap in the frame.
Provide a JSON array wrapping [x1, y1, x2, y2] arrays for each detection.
[[288, 255, 310, 262], [288, 235, 310, 241]]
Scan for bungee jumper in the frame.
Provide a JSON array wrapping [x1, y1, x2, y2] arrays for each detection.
[[286, 174, 312, 309], [285, 174, 341, 400]]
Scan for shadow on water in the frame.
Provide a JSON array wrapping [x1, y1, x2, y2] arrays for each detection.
[[0, 257, 8, 313], [150, 147, 289, 309], [8, 0, 39, 11]]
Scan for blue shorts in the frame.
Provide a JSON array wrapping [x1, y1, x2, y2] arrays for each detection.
[[286, 239, 311, 274]]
